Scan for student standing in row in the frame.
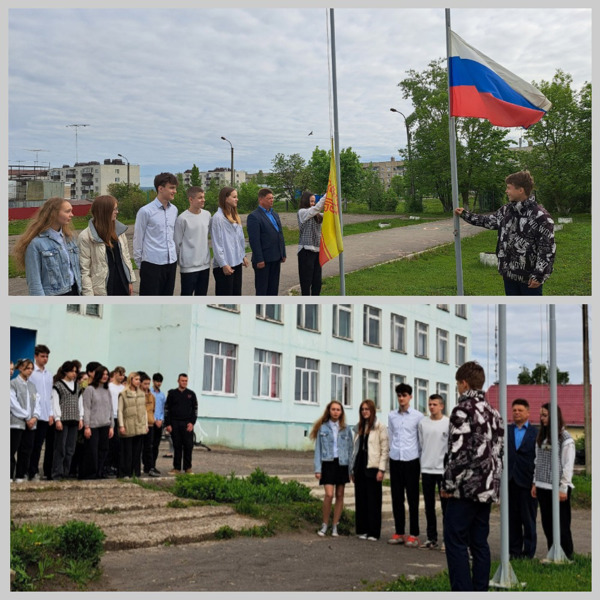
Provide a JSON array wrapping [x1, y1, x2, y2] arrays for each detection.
[[117, 372, 148, 478], [133, 172, 179, 296], [297, 191, 325, 296], [174, 186, 211, 296]]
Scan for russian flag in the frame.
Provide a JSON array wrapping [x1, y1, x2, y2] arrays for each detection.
[[449, 30, 552, 128]]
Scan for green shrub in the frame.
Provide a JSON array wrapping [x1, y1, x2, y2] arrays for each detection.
[[56, 521, 106, 566], [214, 526, 235, 540]]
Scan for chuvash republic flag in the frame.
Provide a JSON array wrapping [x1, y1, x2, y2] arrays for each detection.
[[319, 141, 344, 267], [449, 30, 552, 128]]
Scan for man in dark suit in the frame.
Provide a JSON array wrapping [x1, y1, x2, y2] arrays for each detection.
[[507, 398, 538, 559], [246, 188, 286, 295]]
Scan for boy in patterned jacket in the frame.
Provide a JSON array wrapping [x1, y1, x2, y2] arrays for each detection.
[[455, 170, 555, 295], [441, 361, 504, 591]]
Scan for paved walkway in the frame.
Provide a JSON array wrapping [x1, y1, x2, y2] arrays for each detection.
[[8, 216, 483, 296]]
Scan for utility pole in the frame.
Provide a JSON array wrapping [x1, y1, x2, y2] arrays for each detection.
[[582, 304, 591, 475], [66, 123, 90, 164]]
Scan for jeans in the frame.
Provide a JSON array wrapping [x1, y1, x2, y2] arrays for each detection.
[[421, 472, 447, 543], [444, 498, 491, 591], [503, 277, 544, 296]]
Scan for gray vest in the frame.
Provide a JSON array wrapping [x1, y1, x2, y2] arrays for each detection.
[[54, 380, 81, 421], [298, 212, 322, 249]]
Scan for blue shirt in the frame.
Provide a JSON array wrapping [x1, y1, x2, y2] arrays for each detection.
[[153, 386, 167, 421], [259, 205, 280, 232], [133, 198, 178, 266], [514, 420, 530, 450], [388, 407, 424, 461]]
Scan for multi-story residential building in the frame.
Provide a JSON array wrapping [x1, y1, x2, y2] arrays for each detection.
[[183, 168, 247, 188], [361, 156, 406, 190], [10, 303, 470, 450], [47, 158, 140, 200]]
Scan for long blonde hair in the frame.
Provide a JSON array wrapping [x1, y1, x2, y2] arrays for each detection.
[[309, 401, 346, 440], [13, 198, 74, 269], [218, 187, 241, 225]]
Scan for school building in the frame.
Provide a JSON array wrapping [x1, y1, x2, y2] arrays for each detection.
[[10, 302, 471, 450]]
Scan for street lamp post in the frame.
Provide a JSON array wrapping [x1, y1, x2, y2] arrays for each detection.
[[221, 136, 234, 186], [390, 108, 417, 210], [117, 153, 130, 187]]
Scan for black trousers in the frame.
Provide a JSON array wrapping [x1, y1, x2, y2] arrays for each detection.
[[28, 419, 49, 478], [213, 264, 243, 296], [422, 472, 448, 543], [170, 420, 194, 471], [298, 249, 322, 296], [52, 421, 79, 479], [389, 458, 421, 536], [508, 479, 538, 558], [354, 473, 383, 539], [180, 269, 210, 296], [11, 427, 35, 480], [119, 435, 143, 477], [142, 427, 155, 472], [79, 425, 111, 479], [253, 261, 281, 296], [151, 424, 163, 466], [536, 487, 574, 558], [139, 261, 177, 296]]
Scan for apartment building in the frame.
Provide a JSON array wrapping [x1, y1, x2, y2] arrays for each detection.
[[361, 156, 406, 190]]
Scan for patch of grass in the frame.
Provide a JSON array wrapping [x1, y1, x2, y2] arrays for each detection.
[[321, 214, 591, 296], [368, 554, 591, 592], [214, 525, 236, 540], [10, 521, 105, 591], [572, 473, 591, 509]]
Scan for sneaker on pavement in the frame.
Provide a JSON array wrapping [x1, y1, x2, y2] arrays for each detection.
[[420, 539, 439, 549], [14, 478, 26, 483], [168, 469, 180, 475], [387, 533, 405, 545], [331, 525, 339, 537], [405, 535, 420, 547], [357, 533, 368, 540], [440, 543, 446, 552], [317, 523, 328, 537], [367, 536, 378, 541], [185, 468, 193, 474], [149, 469, 160, 477]]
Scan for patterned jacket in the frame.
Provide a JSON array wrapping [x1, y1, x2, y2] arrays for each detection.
[[459, 197, 555, 284], [443, 389, 504, 503]]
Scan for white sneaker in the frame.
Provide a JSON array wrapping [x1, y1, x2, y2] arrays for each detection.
[[331, 525, 339, 537], [317, 523, 328, 537], [14, 478, 26, 483], [367, 536, 378, 541], [357, 533, 368, 540]]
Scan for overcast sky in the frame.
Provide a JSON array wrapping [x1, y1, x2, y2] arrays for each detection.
[[469, 304, 591, 387], [7, 4, 592, 187]]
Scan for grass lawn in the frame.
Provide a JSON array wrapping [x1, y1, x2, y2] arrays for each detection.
[[320, 214, 591, 296]]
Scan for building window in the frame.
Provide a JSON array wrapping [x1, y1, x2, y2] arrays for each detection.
[[436, 328, 449, 364], [256, 304, 282, 323], [331, 363, 352, 407], [253, 349, 281, 400], [66, 304, 102, 318], [436, 382, 449, 413], [456, 335, 467, 366], [436, 304, 449, 311], [455, 304, 467, 319], [295, 357, 319, 403], [362, 369, 381, 409], [203, 340, 237, 394], [209, 304, 240, 313], [115, 169, 120, 174], [414, 378, 429, 412], [391, 313, 407, 353], [415, 321, 429, 358], [390, 373, 406, 411], [114, 178, 120, 182], [363, 305, 381, 347], [332, 304, 352, 340], [297, 305, 320, 332]]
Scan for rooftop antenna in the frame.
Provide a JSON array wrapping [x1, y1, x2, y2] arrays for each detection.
[[66, 124, 90, 164], [24, 148, 49, 165]]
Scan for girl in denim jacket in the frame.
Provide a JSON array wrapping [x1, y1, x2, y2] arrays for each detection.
[[310, 400, 353, 537], [13, 197, 81, 296]]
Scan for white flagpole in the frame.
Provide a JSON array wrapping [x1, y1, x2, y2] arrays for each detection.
[[445, 8, 464, 296], [328, 8, 346, 296]]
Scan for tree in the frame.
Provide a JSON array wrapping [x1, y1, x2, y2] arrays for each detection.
[[523, 70, 591, 214], [172, 173, 189, 214], [266, 153, 308, 209], [190, 164, 202, 187], [106, 182, 147, 220], [517, 363, 570, 385], [204, 178, 220, 214], [359, 167, 386, 211], [237, 181, 261, 213]]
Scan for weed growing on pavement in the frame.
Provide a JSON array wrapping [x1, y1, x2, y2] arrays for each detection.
[[10, 521, 105, 591]]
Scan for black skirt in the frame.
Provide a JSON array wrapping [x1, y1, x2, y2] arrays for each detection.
[[319, 458, 350, 486]]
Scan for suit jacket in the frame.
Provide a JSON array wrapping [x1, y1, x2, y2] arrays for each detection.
[[507, 422, 538, 488], [247, 207, 286, 264]]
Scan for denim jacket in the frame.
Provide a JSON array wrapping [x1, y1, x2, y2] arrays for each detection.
[[314, 420, 354, 473], [25, 230, 82, 296]]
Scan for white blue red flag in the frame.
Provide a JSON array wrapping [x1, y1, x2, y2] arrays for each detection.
[[449, 30, 551, 128]]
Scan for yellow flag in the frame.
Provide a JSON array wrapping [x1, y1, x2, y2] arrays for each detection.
[[319, 141, 343, 266]]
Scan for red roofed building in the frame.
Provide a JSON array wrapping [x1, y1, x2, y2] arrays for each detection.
[[485, 384, 589, 438]]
